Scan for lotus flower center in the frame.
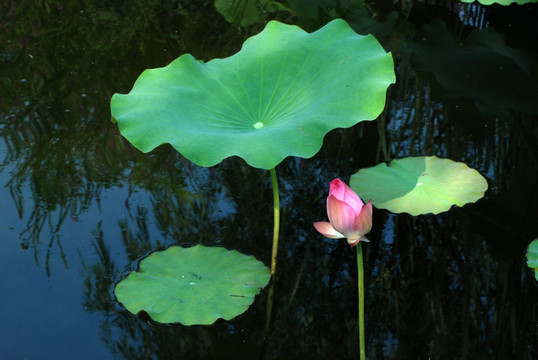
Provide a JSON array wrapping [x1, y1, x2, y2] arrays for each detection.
[[253, 122, 264, 129]]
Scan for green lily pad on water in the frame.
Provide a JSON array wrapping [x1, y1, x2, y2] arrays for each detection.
[[114, 245, 271, 325], [350, 156, 488, 216], [111, 19, 394, 170], [527, 239, 538, 282]]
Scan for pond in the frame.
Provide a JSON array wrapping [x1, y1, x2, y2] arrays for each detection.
[[1, 1, 537, 359]]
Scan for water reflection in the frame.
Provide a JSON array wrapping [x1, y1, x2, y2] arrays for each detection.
[[1, 0, 537, 359]]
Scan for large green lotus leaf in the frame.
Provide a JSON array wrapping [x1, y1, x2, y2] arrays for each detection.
[[350, 156, 488, 216], [460, 0, 537, 5], [527, 239, 538, 282], [111, 19, 395, 170], [114, 245, 270, 325]]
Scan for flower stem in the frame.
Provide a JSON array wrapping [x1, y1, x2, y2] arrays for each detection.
[[357, 242, 366, 360], [269, 167, 280, 276]]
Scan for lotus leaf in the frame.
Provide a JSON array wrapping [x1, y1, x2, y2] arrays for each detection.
[[527, 239, 538, 282], [350, 156, 488, 215], [114, 245, 271, 325], [111, 19, 395, 169]]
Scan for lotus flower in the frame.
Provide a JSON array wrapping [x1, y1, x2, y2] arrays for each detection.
[[314, 178, 373, 246]]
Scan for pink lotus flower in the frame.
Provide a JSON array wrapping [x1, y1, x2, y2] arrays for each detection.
[[314, 178, 373, 246]]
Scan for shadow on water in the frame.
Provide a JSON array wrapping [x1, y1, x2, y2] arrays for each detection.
[[1, 0, 537, 359]]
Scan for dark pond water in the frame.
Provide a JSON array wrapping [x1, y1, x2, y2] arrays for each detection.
[[1, 1, 537, 359]]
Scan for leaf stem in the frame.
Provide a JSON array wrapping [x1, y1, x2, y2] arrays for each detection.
[[357, 242, 366, 360], [269, 167, 280, 276]]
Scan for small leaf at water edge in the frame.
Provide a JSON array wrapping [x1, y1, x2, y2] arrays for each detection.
[[527, 239, 538, 282], [111, 19, 395, 170], [114, 245, 271, 325], [350, 156, 488, 216]]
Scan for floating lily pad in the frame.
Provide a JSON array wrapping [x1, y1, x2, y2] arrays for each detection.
[[114, 245, 271, 325], [527, 239, 538, 282], [350, 156, 488, 215], [111, 19, 394, 169]]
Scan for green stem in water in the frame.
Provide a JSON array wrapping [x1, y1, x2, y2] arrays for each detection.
[[269, 167, 280, 276], [357, 242, 366, 360]]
